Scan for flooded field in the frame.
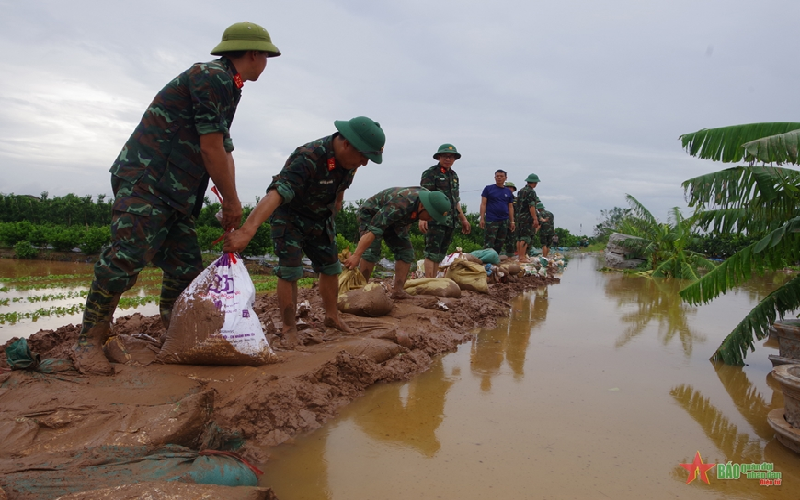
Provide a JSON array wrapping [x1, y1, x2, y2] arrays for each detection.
[[0, 259, 161, 343], [259, 253, 800, 499]]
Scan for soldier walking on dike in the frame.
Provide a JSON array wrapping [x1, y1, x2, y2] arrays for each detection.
[[342, 187, 452, 299], [224, 116, 386, 347], [419, 144, 471, 278], [537, 202, 555, 258], [72, 22, 281, 375], [479, 170, 515, 254], [502, 181, 517, 258], [514, 174, 541, 263]]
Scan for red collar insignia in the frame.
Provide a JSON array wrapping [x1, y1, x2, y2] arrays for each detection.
[[327, 158, 336, 171], [233, 73, 244, 89], [440, 167, 446, 174], [410, 211, 418, 220]]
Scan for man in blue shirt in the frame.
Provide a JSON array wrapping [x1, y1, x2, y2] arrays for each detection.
[[479, 170, 515, 253]]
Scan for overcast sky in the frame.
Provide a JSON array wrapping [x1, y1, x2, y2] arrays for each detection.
[[2, 0, 799, 235]]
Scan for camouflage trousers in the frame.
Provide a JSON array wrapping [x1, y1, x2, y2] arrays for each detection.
[[540, 228, 555, 248], [360, 223, 415, 264], [82, 182, 201, 334], [515, 218, 536, 245], [423, 222, 455, 263], [483, 219, 509, 254], [503, 226, 516, 256], [270, 209, 341, 282]]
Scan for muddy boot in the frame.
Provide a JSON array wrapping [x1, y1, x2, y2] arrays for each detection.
[[159, 274, 192, 332], [72, 282, 119, 376], [72, 322, 114, 376]]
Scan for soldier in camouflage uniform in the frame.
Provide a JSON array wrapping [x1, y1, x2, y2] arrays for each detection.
[[342, 187, 451, 299], [479, 170, 515, 254], [419, 144, 471, 278], [224, 116, 385, 346], [73, 23, 281, 375], [502, 182, 517, 257], [514, 174, 541, 263], [537, 202, 556, 257]]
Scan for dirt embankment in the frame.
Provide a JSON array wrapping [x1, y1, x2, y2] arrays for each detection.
[[0, 274, 557, 499]]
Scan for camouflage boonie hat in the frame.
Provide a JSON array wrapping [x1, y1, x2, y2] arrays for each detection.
[[505, 181, 517, 191], [433, 143, 461, 160], [418, 189, 450, 225], [526, 173, 540, 183], [334, 116, 385, 164], [536, 202, 544, 209], [211, 22, 281, 57]]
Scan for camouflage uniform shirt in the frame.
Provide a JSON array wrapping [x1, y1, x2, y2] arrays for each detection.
[[420, 165, 460, 227], [358, 187, 423, 236], [538, 209, 555, 233], [110, 57, 242, 216], [269, 134, 356, 221], [515, 185, 540, 225]]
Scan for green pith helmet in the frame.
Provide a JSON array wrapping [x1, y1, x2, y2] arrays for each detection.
[[505, 181, 517, 191], [433, 143, 461, 160], [536, 202, 544, 209], [211, 22, 281, 57], [418, 189, 450, 225], [334, 116, 385, 164], [526, 173, 541, 183]]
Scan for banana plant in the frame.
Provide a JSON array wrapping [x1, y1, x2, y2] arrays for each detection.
[[679, 123, 800, 365]]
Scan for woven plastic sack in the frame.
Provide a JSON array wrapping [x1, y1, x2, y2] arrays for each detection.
[[403, 278, 462, 298], [158, 253, 274, 366], [338, 267, 367, 296], [469, 248, 500, 265], [445, 258, 489, 293]]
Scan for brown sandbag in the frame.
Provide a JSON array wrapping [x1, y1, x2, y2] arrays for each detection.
[[338, 267, 367, 296], [338, 283, 394, 317], [104, 334, 160, 366], [403, 278, 462, 298], [506, 263, 521, 276], [55, 482, 278, 500], [445, 259, 489, 293]]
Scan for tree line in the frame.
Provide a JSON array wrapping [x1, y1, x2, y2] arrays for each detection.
[[0, 192, 590, 259]]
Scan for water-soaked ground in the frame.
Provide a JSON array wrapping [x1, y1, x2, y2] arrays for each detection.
[[259, 253, 800, 499], [0, 259, 159, 343]]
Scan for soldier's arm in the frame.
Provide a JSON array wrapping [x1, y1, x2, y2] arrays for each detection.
[[508, 202, 515, 229], [201, 133, 242, 230], [223, 189, 283, 253], [334, 191, 345, 216], [479, 197, 487, 229], [344, 231, 377, 269], [420, 169, 435, 191]]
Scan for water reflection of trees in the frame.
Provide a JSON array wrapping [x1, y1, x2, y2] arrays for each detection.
[[669, 363, 799, 495], [352, 362, 453, 457], [605, 275, 705, 356], [472, 287, 548, 388]]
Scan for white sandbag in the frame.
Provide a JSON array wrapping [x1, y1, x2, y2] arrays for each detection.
[[158, 253, 274, 366]]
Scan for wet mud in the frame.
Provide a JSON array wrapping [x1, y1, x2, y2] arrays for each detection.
[[0, 274, 557, 499]]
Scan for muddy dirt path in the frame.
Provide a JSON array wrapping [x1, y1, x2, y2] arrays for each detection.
[[0, 275, 557, 499]]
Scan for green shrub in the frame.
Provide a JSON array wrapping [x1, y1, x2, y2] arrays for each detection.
[[79, 226, 111, 254], [336, 233, 354, 253], [48, 227, 82, 252], [197, 226, 224, 252], [14, 240, 38, 259]]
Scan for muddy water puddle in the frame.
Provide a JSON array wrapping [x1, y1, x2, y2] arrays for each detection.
[[0, 259, 160, 343], [260, 253, 800, 499]]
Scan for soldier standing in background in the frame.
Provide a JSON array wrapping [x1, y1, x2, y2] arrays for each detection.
[[537, 202, 555, 258], [419, 144, 471, 277], [514, 174, 541, 263], [73, 23, 281, 375], [343, 187, 451, 298], [225, 116, 385, 347], [502, 181, 517, 258]]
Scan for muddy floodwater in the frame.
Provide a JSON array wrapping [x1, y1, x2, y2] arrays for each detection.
[[259, 253, 799, 499], [0, 259, 159, 344]]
